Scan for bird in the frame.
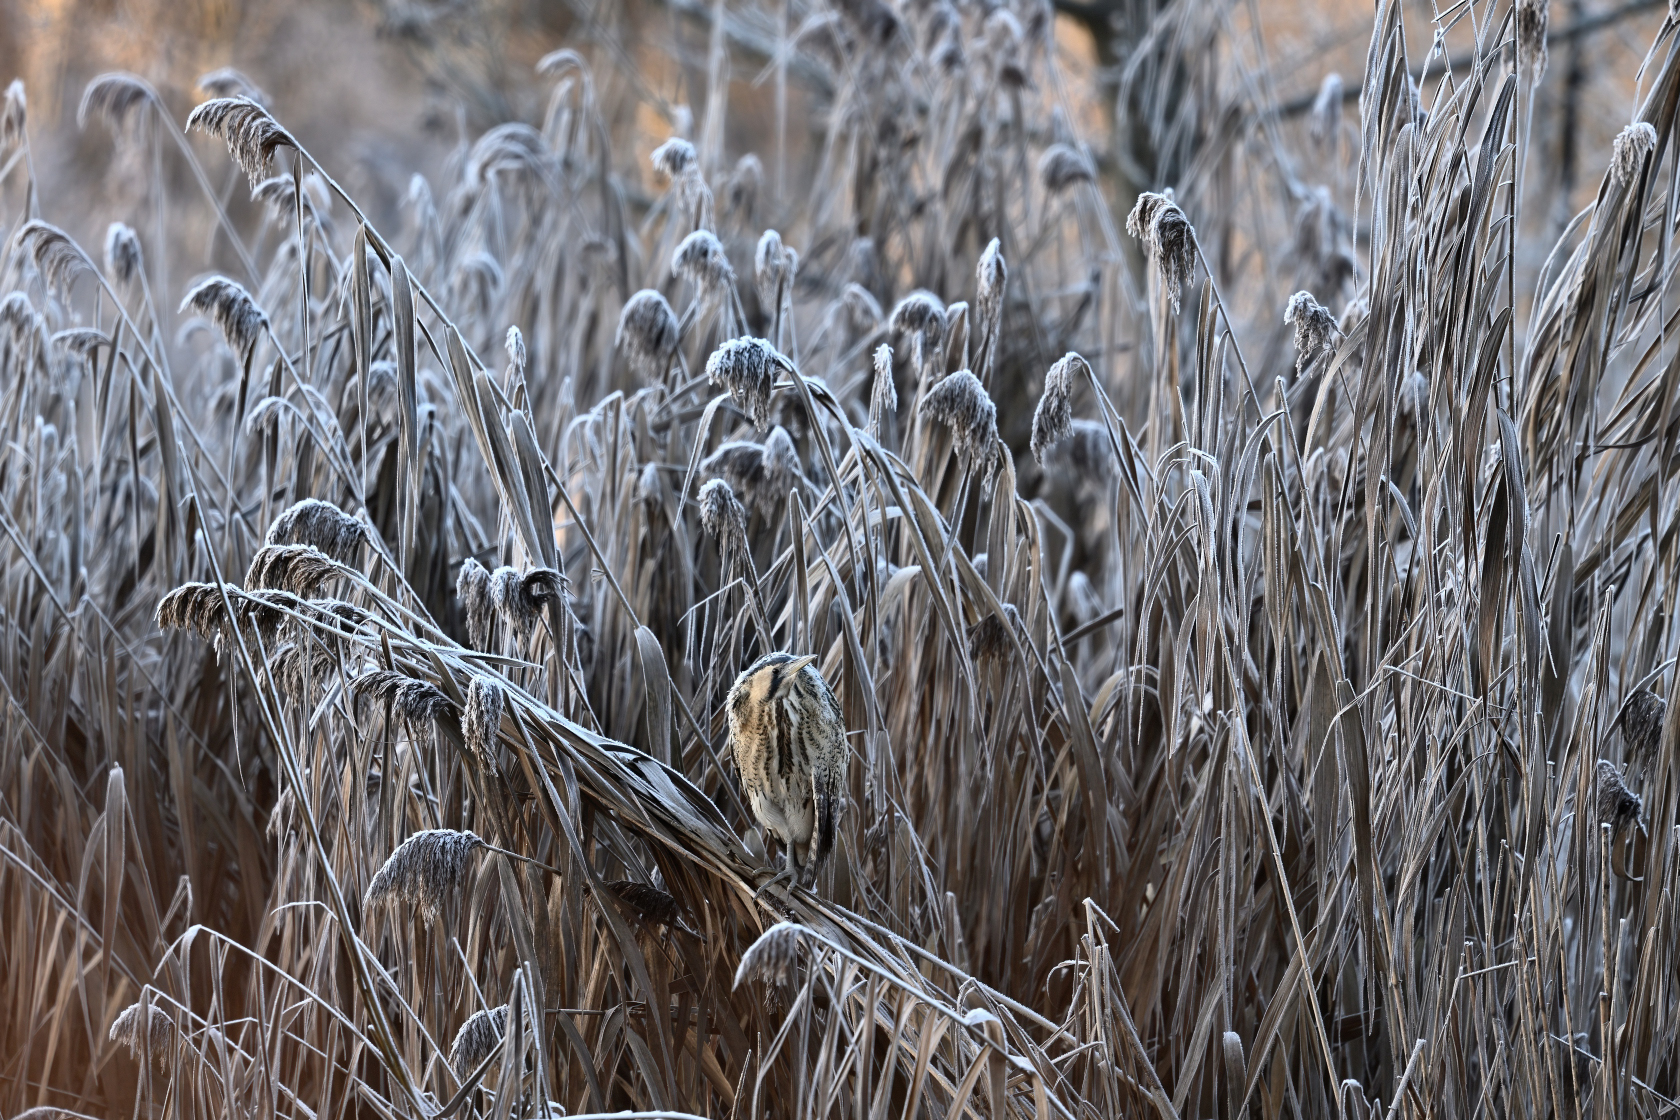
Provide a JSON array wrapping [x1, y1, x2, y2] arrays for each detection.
[[725, 651, 847, 890]]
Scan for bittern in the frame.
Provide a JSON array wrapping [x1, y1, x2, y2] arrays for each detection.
[[725, 652, 846, 890]]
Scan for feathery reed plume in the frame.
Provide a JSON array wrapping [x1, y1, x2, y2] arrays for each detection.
[[616, 290, 680, 382], [1045, 419, 1117, 481], [673, 229, 736, 290], [842, 283, 884, 332], [755, 229, 797, 313], [76, 73, 159, 133], [870, 343, 897, 436], [464, 677, 504, 766], [888, 290, 948, 363], [651, 136, 698, 180], [922, 370, 998, 472], [185, 96, 300, 186], [505, 325, 526, 376], [156, 583, 232, 642], [1284, 291, 1337, 375], [449, 1007, 507, 1076], [251, 175, 299, 220], [103, 223, 143, 287], [603, 880, 681, 927], [1612, 122, 1657, 186], [706, 337, 788, 430], [702, 427, 805, 515], [51, 328, 108, 358], [196, 67, 270, 107], [489, 566, 566, 639], [726, 153, 763, 216], [734, 921, 807, 987], [1517, 0, 1549, 80], [457, 557, 495, 649], [1, 292, 42, 353], [968, 603, 1020, 664], [983, 8, 1027, 87], [1, 80, 24, 152], [1031, 351, 1084, 464], [1037, 144, 1095, 194], [109, 1002, 177, 1065], [364, 829, 487, 923], [835, 0, 902, 45], [14, 222, 98, 293], [928, 6, 965, 72], [265, 499, 364, 563], [351, 670, 453, 727], [1620, 688, 1667, 765], [1126, 191, 1196, 312], [179, 276, 269, 362], [975, 238, 1007, 327], [1311, 73, 1343, 149], [1596, 760, 1642, 834], [245, 544, 341, 596]]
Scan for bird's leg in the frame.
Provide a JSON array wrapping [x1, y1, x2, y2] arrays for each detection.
[[754, 864, 796, 902]]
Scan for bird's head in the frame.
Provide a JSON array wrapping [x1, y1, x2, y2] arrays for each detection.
[[736, 652, 819, 705]]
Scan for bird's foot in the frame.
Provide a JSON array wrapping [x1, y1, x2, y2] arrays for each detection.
[[753, 865, 796, 903]]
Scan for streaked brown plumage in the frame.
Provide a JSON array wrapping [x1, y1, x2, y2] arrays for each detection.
[[726, 652, 846, 889]]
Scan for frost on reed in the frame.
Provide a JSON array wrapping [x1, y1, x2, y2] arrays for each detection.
[[1516, 0, 1549, 80], [615, 289, 680, 382], [672, 229, 735, 291], [1596, 760, 1643, 834], [364, 829, 487, 923], [705, 337, 787, 430], [266, 499, 364, 563], [245, 544, 342, 597], [968, 603, 1020, 665], [734, 921, 808, 988], [1126, 190, 1196, 312], [888, 290, 947, 376], [489, 566, 565, 640], [449, 1006, 507, 1076], [1031, 351, 1085, 464], [923, 370, 998, 473], [1037, 143, 1095, 194], [196, 67, 270, 106], [185, 96, 300, 186], [869, 343, 897, 437], [352, 670, 453, 730], [702, 427, 804, 516], [1621, 688, 1667, 765], [14, 222, 98, 293], [1284, 291, 1337, 375], [1613, 122, 1658, 186], [109, 1001, 178, 1065], [0, 80, 24, 152], [651, 136, 697, 180], [456, 556, 495, 650], [179, 276, 269, 362], [754, 229, 797, 313], [464, 676, 505, 767], [975, 238, 1007, 328], [102, 223, 142, 287], [76, 72, 160, 134]]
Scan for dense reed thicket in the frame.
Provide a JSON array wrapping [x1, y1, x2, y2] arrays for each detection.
[[2, 0, 1679, 1116]]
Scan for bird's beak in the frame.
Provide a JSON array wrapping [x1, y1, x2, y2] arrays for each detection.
[[785, 654, 819, 675]]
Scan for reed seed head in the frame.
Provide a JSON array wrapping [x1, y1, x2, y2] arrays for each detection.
[[185, 96, 300, 187], [727, 152, 763, 217], [156, 582, 231, 643], [364, 829, 487, 923], [505, 325, 526, 374], [464, 676, 505, 766], [672, 229, 736, 291], [1612, 122, 1657, 186], [353, 670, 454, 727], [1031, 351, 1084, 465], [1038, 144, 1095, 194], [1126, 191, 1196, 312], [196, 68, 270, 107], [77, 73, 158, 134], [1, 81, 25, 152], [755, 229, 798, 312], [735, 921, 808, 988], [651, 136, 698, 180], [923, 369, 998, 472], [14, 221, 98, 294], [968, 603, 1020, 664], [1596, 760, 1642, 835], [842, 283, 884, 333], [1621, 688, 1666, 765], [449, 1006, 507, 1076], [699, 478, 749, 551], [1284, 291, 1337, 375], [245, 544, 341, 597], [617, 289, 681, 383], [706, 336, 787, 430], [457, 556, 495, 649], [103, 223, 143, 287], [266, 499, 364, 563], [1311, 73, 1343, 147], [180, 276, 269, 362], [976, 238, 1007, 326], [110, 1001, 177, 1065], [888, 290, 947, 356], [1045, 419, 1117, 481], [604, 879, 681, 927], [489, 566, 566, 639], [1516, 0, 1549, 80], [870, 343, 897, 436]]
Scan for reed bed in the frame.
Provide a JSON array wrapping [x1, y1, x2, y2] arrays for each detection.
[[1, 1, 1678, 1117]]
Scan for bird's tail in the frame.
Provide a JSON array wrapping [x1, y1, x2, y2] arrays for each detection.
[[813, 767, 842, 874]]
